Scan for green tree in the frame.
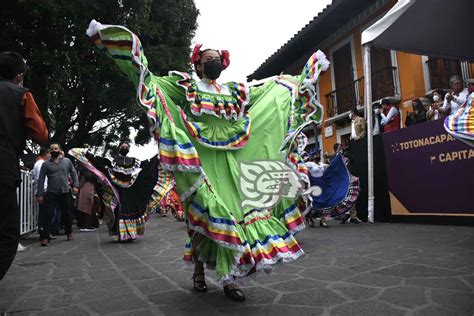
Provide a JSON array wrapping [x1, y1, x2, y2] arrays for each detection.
[[0, 0, 199, 153]]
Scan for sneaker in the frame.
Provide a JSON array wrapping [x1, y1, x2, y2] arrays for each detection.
[[83, 228, 96, 232], [17, 244, 27, 251]]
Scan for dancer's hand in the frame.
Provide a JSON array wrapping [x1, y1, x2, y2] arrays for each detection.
[[36, 196, 44, 204]]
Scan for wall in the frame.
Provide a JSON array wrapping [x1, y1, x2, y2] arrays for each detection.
[[319, 65, 338, 159], [396, 52, 426, 126]]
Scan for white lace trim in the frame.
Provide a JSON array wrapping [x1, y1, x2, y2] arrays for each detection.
[[180, 173, 207, 201], [288, 223, 306, 235], [216, 249, 305, 286]]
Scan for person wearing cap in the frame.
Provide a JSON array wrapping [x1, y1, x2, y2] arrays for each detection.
[[439, 75, 469, 116]]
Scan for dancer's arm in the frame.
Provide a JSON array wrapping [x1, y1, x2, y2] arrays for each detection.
[[86, 20, 185, 107], [84, 151, 112, 174]]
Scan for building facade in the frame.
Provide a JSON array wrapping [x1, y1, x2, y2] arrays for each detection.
[[248, 0, 473, 159]]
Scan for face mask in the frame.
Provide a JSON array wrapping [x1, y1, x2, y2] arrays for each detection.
[[50, 151, 60, 158], [433, 95, 440, 102], [202, 60, 222, 80], [119, 148, 129, 156], [374, 108, 380, 114]]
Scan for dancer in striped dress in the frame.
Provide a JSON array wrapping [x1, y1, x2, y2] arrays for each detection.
[[86, 19, 329, 301], [70, 141, 174, 242], [444, 80, 474, 147]]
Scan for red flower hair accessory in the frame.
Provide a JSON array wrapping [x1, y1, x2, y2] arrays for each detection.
[[191, 43, 202, 64], [220, 50, 230, 69]]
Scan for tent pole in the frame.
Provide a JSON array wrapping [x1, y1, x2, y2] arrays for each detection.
[[363, 44, 375, 223]]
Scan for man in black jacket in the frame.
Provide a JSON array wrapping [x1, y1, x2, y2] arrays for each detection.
[[0, 52, 48, 279]]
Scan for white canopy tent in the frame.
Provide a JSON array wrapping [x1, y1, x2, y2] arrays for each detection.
[[361, 0, 472, 222]]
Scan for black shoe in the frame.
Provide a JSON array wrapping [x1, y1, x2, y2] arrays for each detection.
[[351, 217, 362, 224], [192, 273, 208, 293], [223, 285, 245, 302], [320, 220, 330, 228]]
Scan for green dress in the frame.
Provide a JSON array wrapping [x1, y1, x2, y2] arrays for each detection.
[[87, 20, 329, 284]]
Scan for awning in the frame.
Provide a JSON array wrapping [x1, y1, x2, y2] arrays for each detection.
[[361, 0, 473, 62]]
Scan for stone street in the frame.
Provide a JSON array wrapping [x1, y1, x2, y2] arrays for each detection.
[[1, 217, 473, 315]]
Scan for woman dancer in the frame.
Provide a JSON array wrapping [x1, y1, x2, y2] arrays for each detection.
[[70, 141, 174, 241], [86, 20, 329, 301], [305, 149, 360, 226]]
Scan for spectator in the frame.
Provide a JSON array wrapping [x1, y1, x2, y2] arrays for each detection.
[[0, 51, 48, 279], [372, 102, 383, 135], [33, 148, 50, 236], [427, 89, 445, 121], [439, 75, 469, 116], [340, 205, 362, 224], [76, 169, 98, 231], [466, 79, 474, 99], [380, 99, 401, 132], [349, 109, 366, 140], [36, 142, 79, 246], [405, 99, 427, 126]]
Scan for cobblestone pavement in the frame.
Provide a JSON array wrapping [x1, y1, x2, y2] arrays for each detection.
[[1, 217, 473, 315]]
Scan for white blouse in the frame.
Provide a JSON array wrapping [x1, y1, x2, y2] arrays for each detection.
[[196, 80, 232, 96]]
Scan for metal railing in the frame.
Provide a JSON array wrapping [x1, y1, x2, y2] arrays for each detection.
[[325, 66, 399, 117], [16, 170, 39, 235], [325, 81, 358, 117]]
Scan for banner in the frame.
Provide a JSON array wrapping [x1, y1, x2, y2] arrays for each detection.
[[382, 120, 474, 216]]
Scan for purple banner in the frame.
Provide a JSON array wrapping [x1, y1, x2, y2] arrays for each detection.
[[382, 120, 474, 215]]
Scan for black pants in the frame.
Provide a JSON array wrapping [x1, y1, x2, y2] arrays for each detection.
[[40, 193, 73, 240], [0, 184, 20, 280]]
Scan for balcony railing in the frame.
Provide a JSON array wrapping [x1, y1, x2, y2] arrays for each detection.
[[325, 66, 399, 118]]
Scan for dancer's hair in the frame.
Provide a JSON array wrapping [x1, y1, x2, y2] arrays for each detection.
[[118, 140, 130, 148]]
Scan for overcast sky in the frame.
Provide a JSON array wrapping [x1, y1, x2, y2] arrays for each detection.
[[193, 0, 332, 82], [129, 0, 333, 159]]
